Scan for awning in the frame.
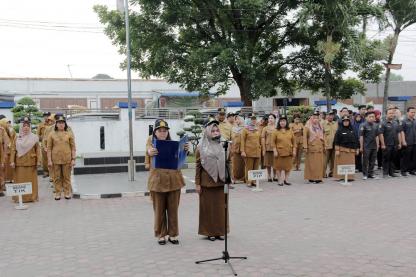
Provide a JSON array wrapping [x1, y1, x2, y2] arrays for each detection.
[[117, 101, 138, 108], [159, 92, 199, 97], [0, 101, 15, 109], [223, 101, 243, 107], [314, 100, 337, 106], [388, 96, 412, 101]]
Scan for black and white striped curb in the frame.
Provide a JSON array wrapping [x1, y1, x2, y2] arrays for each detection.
[[73, 188, 197, 199]]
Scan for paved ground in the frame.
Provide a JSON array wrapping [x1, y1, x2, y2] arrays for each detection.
[[1, 169, 416, 276]]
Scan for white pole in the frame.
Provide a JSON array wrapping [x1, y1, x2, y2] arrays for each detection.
[[16, 195, 27, 210]]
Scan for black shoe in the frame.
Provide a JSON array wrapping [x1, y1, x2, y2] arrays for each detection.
[[315, 180, 322, 184], [158, 238, 166, 245], [168, 237, 179, 245], [215, 236, 224, 240], [284, 181, 292, 186], [64, 196, 71, 200], [409, 171, 416, 175], [401, 172, 409, 177], [390, 174, 399, 178], [207, 236, 216, 241], [273, 178, 278, 182], [278, 183, 284, 186], [368, 175, 375, 179], [268, 178, 272, 182], [0, 192, 4, 197], [328, 173, 333, 178], [308, 180, 315, 183], [54, 197, 61, 201]]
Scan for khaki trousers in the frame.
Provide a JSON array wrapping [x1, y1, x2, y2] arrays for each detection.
[[53, 164, 72, 197], [42, 148, 49, 175], [244, 157, 260, 183], [324, 149, 335, 176], [293, 143, 303, 169], [151, 189, 181, 238]]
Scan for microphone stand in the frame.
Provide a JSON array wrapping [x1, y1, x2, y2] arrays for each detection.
[[195, 141, 247, 276]]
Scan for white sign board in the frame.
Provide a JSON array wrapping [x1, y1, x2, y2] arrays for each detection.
[[337, 165, 355, 175], [6, 183, 32, 197], [248, 170, 267, 181]]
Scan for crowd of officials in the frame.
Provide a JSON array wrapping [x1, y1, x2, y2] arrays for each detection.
[[0, 112, 76, 202], [145, 105, 416, 245]]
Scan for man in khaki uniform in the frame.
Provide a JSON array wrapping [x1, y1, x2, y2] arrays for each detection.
[[289, 114, 304, 171], [216, 108, 232, 142], [241, 113, 261, 186], [42, 115, 56, 182], [47, 115, 76, 200], [0, 123, 9, 195], [37, 112, 52, 177], [322, 111, 338, 177]]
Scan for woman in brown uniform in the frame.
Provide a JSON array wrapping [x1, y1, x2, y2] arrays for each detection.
[[273, 116, 296, 186], [10, 117, 40, 203], [262, 114, 277, 182], [146, 119, 188, 245], [195, 120, 228, 241], [47, 115, 76, 200], [303, 112, 325, 183], [231, 115, 245, 183], [333, 116, 359, 181], [240, 113, 261, 187], [289, 115, 304, 171], [0, 118, 11, 189]]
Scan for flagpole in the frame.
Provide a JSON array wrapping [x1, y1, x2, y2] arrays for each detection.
[[123, 0, 135, 181]]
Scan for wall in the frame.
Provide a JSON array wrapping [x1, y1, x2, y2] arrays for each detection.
[[68, 108, 184, 156]]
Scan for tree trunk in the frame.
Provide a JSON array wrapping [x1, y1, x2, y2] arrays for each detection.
[[234, 76, 253, 107], [383, 28, 400, 114], [324, 64, 332, 112]]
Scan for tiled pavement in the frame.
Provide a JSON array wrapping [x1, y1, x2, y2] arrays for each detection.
[[1, 169, 416, 276]]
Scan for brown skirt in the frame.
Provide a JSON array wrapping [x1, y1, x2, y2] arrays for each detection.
[[263, 151, 274, 167], [12, 166, 38, 203], [198, 186, 228, 236], [232, 153, 245, 181], [274, 156, 293, 171], [333, 150, 356, 180], [304, 151, 324, 181]]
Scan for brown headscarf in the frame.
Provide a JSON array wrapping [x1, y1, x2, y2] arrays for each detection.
[[198, 123, 225, 183], [16, 122, 38, 157]]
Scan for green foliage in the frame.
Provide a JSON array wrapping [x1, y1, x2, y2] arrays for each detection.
[[94, 1, 304, 105], [176, 111, 205, 152], [11, 97, 42, 125], [287, 106, 315, 124]]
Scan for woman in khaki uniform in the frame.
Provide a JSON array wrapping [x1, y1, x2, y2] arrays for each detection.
[[147, 119, 188, 245], [195, 120, 228, 241], [0, 119, 10, 193], [37, 112, 52, 178], [240, 113, 261, 187], [262, 114, 277, 182], [289, 115, 304, 171], [303, 112, 325, 183], [231, 115, 245, 183], [42, 114, 56, 182], [10, 117, 40, 203], [47, 115, 76, 200], [272, 116, 296, 186], [333, 116, 359, 180]]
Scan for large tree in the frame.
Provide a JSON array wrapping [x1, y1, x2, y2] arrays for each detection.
[[291, 0, 384, 111], [94, 0, 303, 106], [382, 0, 416, 113]]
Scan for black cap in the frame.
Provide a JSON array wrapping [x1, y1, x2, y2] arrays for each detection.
[[204, 118, 219, 128], [54, 112, 64, 120], [358, 105, 367, 110], [43, 112, 51, 117], [226, 112, 235, 118], [367, 105, 374, 110], [328, 111, 335, 115], [20, 116, 31, 123], [217, 108, 226, 114], [341, 115, 350, 121], [247, 113, 257, 119], [312, 111, 320, 116], [55, 115, 66, 122], [154, 119, 170, 131], [293, 114, 300, 119], [279, 115, 287, 120], [262, 114, 269, 120], [0, 115, 5, 120]]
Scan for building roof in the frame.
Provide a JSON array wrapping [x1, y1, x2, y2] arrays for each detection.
[[0, 101, 15, 109]]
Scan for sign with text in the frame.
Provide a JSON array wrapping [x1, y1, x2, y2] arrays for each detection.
[[248, 170, 267, 181], [6, 183, 32, 197], [337, 165, 355, 175]]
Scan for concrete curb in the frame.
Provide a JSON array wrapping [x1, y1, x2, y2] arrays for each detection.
[[73, 188, 196, 200]]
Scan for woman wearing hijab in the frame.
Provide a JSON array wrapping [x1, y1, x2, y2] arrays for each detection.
[[262, 114, 277, 182], [303, 111, 325, 183], [333, 116, 359, 181], [47, 115, 76, 200], [195, 120, 228, 241], [10, 117, 40, 203], [231, 115, 245, 183], [272, 116, 296, 186], [146, 119, 188, 245], [240, 113, 261, 187]]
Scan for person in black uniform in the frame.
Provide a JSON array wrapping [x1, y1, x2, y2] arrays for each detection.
[[360, 111, 379, 179], [400, 107, 416, 176], [379, 108, 402, 178]]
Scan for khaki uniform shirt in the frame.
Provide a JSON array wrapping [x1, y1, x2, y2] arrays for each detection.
[[219, 121, 232, 141], [261, 126, 276, 152], [303, 127, 325, 153], [10, 142, 40, 167], [240, 128, 261, 158], [47, 131, 76, 164], [144, 135, 153, 169], [322, 120, 338, 149], [37, 122, 46, 141], [231, 127, 243, 154], [272, 129, 295, 157], [289, 122, 304, 146], [0, 127, 9, 164]]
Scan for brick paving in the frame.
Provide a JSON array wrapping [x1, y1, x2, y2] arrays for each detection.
[[1, 170, 416, 276]]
